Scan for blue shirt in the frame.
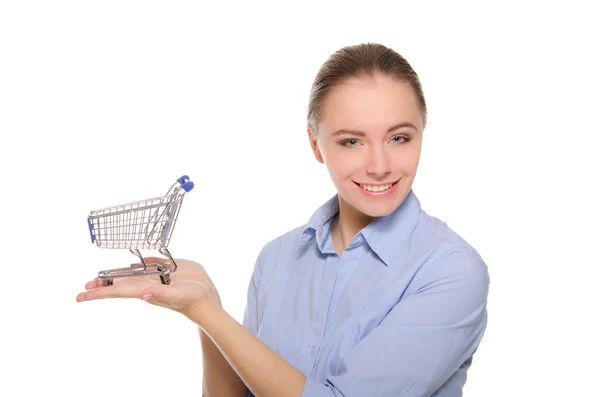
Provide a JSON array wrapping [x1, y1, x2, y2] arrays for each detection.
[[243, 189, 489, 396]]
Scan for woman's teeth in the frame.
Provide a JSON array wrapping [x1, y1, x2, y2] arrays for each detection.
[[359, 183, 393, 192]]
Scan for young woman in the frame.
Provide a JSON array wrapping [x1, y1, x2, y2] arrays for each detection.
[[77, 43, 489, 397]]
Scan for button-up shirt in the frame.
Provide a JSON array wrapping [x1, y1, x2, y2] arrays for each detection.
[[243, 189, 489, 396]]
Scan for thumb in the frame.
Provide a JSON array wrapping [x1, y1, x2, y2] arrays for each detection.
[[138, 283, 188, 312], [139, 284, 171, 304], [139, 281, 207, 313]]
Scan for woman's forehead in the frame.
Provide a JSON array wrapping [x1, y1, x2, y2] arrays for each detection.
[[319, 77, 423, 133]]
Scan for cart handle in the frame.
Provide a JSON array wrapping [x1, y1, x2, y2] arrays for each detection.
[[177, 175, 194, 192], [88, 217, 96, 243]]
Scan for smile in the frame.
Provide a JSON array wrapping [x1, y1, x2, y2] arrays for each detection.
[[354, 179, 401, 196]]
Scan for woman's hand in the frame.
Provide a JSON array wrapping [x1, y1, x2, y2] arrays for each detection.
[[76, 257, 221, 317]]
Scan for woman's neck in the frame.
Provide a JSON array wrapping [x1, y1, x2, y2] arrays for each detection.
[[331, 196, 375, 256]]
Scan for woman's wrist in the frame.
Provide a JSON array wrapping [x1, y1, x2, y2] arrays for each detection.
[[186, 297, 222, 329]]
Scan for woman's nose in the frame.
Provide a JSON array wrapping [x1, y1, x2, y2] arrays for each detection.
[[366, 146, 391, 176]]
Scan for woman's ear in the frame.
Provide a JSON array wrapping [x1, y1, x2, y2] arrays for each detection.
[[307, 124, 324, 164]]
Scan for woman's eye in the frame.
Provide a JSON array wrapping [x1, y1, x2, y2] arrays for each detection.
[[391, 136, 407, 144], [343, 139, 359, 147]]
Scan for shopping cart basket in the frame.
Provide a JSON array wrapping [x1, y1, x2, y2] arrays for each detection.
[[87, 175, 194, 286]]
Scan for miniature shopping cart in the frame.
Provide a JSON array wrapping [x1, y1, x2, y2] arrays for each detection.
[[87, 175, 194, 286]]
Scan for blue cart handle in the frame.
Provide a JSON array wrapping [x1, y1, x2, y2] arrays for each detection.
[[177, 175, 194, 192], [88, 217, 96, 243]]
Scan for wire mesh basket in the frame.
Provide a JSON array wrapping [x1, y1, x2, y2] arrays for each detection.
[[87, 175, 194, 286]]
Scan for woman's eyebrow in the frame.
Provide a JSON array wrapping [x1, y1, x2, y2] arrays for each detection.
[[332, 122, 418, 137], [388, 122, 418, 132]]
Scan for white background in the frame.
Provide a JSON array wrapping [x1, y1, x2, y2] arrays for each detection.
[[1, 1, 598, 396]]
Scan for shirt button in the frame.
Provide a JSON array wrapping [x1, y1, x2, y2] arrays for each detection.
[[309, 346, 316, 355]]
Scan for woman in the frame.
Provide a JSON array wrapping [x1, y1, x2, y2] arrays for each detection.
[[77, 43, 489, 397]]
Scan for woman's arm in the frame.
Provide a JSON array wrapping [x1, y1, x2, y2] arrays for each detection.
[[196, 245, 305, 397], [200, 328, 248, 397], [78, 246, 487, 397], [191, 301, 307, 397]]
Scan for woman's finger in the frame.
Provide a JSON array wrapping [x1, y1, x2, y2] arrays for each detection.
[[78, 279, 157, 302], [83, 273, 156, 290], [85, 278, 103, 290]]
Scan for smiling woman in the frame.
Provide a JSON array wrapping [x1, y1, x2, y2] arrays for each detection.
[[77, 42, 489, 397], [308, 73, 423, 223]]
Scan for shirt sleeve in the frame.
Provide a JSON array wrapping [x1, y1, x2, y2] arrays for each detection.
[[242, 245, 267, 336], [300, 246, 490, 397], [242, 246, 269, 397]]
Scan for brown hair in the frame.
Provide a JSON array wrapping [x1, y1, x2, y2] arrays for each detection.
[[308, 43, 427, 133]]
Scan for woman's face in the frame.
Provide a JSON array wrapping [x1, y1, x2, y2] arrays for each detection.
[[309, 75, 423, 218]]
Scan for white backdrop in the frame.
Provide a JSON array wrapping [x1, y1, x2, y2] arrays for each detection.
[[1, 1, 598, 396]]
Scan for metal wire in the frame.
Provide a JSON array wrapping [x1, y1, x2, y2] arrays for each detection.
[[89, 182, 186, 250], [87, 176, 193, 286]]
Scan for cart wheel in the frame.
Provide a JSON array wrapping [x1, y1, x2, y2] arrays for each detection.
[[160, 274, 170, 285]]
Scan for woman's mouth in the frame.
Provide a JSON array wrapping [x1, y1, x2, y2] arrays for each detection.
[[354, 179, 401, 196]]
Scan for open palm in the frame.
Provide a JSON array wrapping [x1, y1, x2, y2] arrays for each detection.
[[76, 257, 221, 316]]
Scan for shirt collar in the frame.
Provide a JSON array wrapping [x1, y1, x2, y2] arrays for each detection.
[[299, 194, 339, 255], [299, 189, 422, 265], [360, 189, 422, 266]]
